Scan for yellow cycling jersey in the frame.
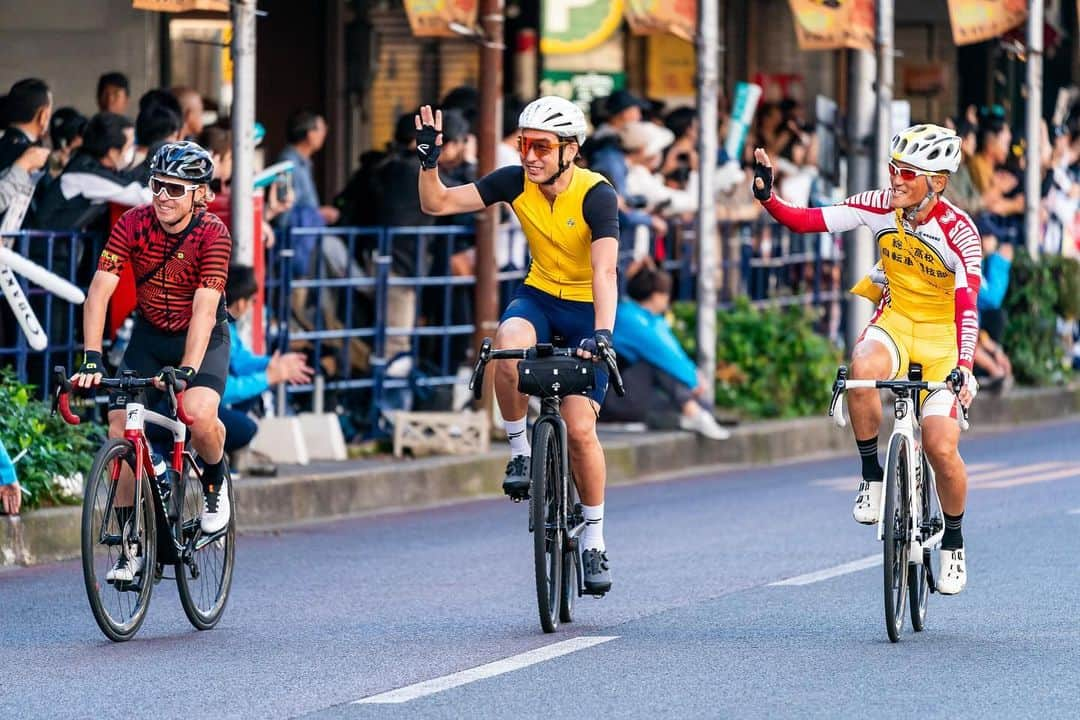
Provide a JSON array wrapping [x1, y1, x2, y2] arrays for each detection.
[[475, 165, 620, 302]]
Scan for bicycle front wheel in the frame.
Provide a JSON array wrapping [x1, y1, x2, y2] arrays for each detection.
[[560, 473, 582, 624], [909, 452, 934, 632], [530, 421, 563, 633], [81, 438, 157, 642], [883, 434, 910, 643], [176, 456, 235, 630]]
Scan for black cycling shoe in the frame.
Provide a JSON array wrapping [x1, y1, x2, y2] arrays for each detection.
[[502, 455, 531, 500], [582, 548, 612, 596]]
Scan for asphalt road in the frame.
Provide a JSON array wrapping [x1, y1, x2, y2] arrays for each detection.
[[3, 418, 1079, 719]]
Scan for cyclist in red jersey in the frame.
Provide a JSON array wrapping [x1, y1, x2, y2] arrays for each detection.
[[73, 141, 232, 583]]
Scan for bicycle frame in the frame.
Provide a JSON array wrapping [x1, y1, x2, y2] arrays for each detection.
[[533, 396, 587, 594]]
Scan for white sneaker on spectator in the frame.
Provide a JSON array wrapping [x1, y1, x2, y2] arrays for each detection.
[[386, 356, 413, 378], [679, 409, 731, 440]]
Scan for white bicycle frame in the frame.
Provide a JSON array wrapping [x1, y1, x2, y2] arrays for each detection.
[[830, 379, 967, 563]]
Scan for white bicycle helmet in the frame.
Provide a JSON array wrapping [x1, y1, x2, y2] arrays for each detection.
[[890, 124, 962, 173], [518, 96, 588, 146]]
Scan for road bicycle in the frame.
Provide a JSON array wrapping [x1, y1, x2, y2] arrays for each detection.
[[54, 366, 235, 642], [470, 338, 624, 633], [828, 363, 967, 643]]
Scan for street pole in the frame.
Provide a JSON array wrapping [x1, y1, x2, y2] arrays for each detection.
[[874, 0, 894, 189], [1024, 0, 1044, 258], [845, 49, 876, 351], [696, 0, 720, 402], [474, 0, 503, 411], [230, 0, 256, 267]]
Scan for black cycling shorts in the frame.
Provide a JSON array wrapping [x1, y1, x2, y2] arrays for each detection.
[[108, 317, 231, 411]]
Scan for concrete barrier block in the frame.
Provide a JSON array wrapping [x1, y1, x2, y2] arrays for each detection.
[[250, 416, 309, 465], [298, 412, 348, 461]]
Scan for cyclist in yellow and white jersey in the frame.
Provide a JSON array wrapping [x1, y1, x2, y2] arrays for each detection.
[[753, 124, 982, 595], [415, 97, 620, 596]]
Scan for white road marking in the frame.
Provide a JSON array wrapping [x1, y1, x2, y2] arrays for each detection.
[[978, 466, 1080, 489], [353, 635, 619, 704], [967, 462, 1065, 484], [769, 555, 881, 586], [1068, 508, 1080, 515], [811, 463, 999, 490]]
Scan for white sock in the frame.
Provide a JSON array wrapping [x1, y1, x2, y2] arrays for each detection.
[[582, 503, 605, 552], [504, 416, 529, 457]]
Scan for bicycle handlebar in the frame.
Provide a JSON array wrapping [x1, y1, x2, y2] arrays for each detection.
[[827, 366, 969, 431], [468, 337, 626, 401], [52, 366, 195, 426]]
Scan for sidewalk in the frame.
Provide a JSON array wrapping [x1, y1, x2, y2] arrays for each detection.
[[3, 384, 1078, 568]]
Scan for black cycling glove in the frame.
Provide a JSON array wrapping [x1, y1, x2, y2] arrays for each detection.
[[752, 160, 774, 201], [578, 329, 615, 359], [416, 124, 442, 170], [158, 365, 197, 391], [78, 350, 104, 377]]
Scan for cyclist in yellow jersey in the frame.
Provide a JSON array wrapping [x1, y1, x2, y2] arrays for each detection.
[[753, 124, 981, 595], [416, 97, 620, 595]]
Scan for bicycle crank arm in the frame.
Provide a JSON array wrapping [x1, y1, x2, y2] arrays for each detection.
[[923, 547, 938, 594]]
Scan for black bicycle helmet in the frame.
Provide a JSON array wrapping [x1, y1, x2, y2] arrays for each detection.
[[149, 140, 214, 184]]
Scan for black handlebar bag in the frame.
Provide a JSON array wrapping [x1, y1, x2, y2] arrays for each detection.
[[517, 357, 595, 398]]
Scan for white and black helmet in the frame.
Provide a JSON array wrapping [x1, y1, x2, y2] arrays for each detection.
[[890, 124, 962, 174], [518, 96, 588, 146]]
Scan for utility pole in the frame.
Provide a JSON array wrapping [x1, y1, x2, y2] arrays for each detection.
[[696, 0, 720, 402], [845, 48, 876, 350], [1024, 0, 1044, 257], [473, 0, 504, 414], [874, 0, 894, 188], [230, 0, 256, 267]]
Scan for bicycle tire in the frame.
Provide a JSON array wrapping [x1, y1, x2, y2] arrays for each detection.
[[176, 456, 236, 631], [530, 421, 563, 633], [560, 474, 581, 624], [883, 434, 910, 643], [81, 438, 157, 642], [909, 451, 932, 632]]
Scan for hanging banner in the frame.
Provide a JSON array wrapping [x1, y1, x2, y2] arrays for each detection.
[[788, 0, 874, 52], [541, 0, 625, 55], [646, 34, 696, 99], [132, 0, 228, 10], [946, 0, 1028, 46], [403, 0, 479, 38], [625, 0, 696, 42]]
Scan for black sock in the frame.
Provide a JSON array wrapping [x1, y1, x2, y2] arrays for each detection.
[[856, 436, 883, 481], [202, 455, 225, 489], [942, 511, 964, 550]]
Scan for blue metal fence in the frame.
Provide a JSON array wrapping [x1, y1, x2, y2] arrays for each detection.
[[1, 219, 848, 417]]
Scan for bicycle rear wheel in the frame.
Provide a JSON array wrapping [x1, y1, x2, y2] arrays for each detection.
[[909, 451, 932, 632], [883, 434, 910, 643], [560, 474, 582, 624], [530, 421, 563, 633], [81, 438, 157, 642], [176, 456, 235, 630]]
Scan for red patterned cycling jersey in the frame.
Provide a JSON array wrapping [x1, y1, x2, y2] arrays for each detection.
[[98, 205, 232, 332]]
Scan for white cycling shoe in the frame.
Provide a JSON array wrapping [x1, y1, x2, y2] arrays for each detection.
[[852, 479, 882, 525], [105, 544, 144, 584], [937, 547, 967, 595]]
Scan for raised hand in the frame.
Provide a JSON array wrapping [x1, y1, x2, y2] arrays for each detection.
[[414, 105, 444, 170], [752, 147, 774, 201]]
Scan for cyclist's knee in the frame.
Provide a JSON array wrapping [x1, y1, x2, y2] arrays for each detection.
[[181, 390, 221, 429], [107, 410, 126, 439], [495, 318, 536, 349], [921, 420, 959, 462], [850, 343, 893, 380], [564, 412, 598, 448]]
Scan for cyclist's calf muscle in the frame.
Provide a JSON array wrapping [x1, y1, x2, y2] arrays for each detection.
[[921, 416, 966, 515]]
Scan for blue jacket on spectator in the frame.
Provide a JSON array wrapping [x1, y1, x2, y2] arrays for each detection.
[[0, 440, 16, 486], [614, 299, 698, 389], [278, 145, 320, 211], [223, 322, 270, 407], [978, 253, 1011, 311]]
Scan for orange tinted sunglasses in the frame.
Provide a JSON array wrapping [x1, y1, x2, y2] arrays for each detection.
[[888, 161, 941, 182], [517, 136, 571, 159]]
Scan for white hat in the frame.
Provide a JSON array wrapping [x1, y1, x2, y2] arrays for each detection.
[[620, 122, 675, 159]]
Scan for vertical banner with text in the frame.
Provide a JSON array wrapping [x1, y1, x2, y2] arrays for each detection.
[[946, 0, 1028, 46]]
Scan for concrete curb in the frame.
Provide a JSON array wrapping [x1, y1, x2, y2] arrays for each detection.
[[3, 384, 1077, 568]]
